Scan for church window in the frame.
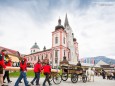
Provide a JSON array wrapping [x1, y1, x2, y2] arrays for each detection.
[[55, 37, 58, 44], [50, 53, 52, 59], [55, 58, 58, 64], [63, 37, 65, 44], [55, 50, 58, 58], [31, 57, 33, 61], [64, 50, 65, 56], [42, 55, 43, 60], [28, 57, 29, 61], [55, 50, 58, 64], [33, 50, 35, 53], [38, 56, 39, 60], [34, 56, 36, 61]]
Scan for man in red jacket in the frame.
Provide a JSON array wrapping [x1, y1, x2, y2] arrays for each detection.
[[43, 62, 51, 86], [0, 49, 8, 86], [14, 56, 30, 86], [31, 59, 41, 86], [3, 56, 12, 83]]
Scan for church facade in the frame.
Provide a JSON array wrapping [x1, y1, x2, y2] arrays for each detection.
[[26, 14, 79, 67]]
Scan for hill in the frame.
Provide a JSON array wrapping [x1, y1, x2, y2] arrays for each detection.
[[82, 56, 115, 64]]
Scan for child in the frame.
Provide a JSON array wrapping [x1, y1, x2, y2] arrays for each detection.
[[14, 56, 30, 86], [31, 59, 41, 86], [42, 62, 51, 86]]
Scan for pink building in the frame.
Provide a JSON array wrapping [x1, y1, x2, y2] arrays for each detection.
[[26, 14, 79, 67]]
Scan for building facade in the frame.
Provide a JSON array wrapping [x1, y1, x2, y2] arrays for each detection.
[[26, 14, 79, 67]]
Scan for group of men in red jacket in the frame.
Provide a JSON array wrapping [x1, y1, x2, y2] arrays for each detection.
[[0, 49, 52, 86], [31, 58, 52, 86]]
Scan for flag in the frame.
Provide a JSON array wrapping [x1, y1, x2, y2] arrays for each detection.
[[91, 57, 95, 64], [84, 58, 87, 63]]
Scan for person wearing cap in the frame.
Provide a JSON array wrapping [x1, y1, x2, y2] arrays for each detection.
[[14, 56, 30, 86], [0, 49, 8, 86], [31, 59, 42, 86], [42, 62, 52, 86], [3, 55, 12, 83]]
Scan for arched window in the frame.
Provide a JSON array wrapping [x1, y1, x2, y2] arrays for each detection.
[[55, 50, 58, 58], [31, 57, 33, 61], [38, 56, 39, 60], [33, 50, 35, 53], [63, 37, 65, 44], [42, 55, 43, 60], [64, 50, 65, 56], [28, 57, 29, 61], [55, 37, 58, 44], [34, 56, 36, 61]]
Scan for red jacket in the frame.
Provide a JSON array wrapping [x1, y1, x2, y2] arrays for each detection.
[[20, 60, 27, 71], [6, 60, 12, 66], [0, 52, 6, 68], [34, 63, 41, 73], [43, 64, 51, 74]]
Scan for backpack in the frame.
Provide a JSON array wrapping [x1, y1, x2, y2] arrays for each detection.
[[0, 54, 3, 61]]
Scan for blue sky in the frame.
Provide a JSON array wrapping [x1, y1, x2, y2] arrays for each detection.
[[0, 0, 115, 59]]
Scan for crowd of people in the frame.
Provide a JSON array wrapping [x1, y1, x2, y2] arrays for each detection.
[[0, 49, 52, 86], [101, 69, 115, 80]]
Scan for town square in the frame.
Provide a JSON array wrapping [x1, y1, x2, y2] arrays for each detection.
[[0, 0, 115, 86]]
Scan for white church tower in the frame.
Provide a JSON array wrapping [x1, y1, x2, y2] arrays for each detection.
[[52, 18, 69, 66], [64, 14, 78, 63], [31, 42, 40, 54]]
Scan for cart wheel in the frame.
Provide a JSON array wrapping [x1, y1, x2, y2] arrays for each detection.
[[82, 75, 87, 83], [71, 73, 78, 83], [49, 74, 53, 82], [53, 73, 62, 84], [61, 73, 68, 81]]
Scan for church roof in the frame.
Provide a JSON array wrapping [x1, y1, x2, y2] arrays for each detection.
[[0, 46, 20, 57], [55, 18, 65, 30], [95, 60, 109, 67], [64, 14, 69, 27], [31, 42, 39, 49]]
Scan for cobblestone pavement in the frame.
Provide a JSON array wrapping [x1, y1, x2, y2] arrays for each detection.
[[3, 76, 115, 86]]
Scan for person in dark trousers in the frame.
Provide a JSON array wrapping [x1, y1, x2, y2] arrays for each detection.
[[102, 69, 106, 79], [3, 55, 12, 83], [42, 62, 51, 86], [31, 59, 41, 86], [14, 56, 30, 86], [0, 49, 8, 86]]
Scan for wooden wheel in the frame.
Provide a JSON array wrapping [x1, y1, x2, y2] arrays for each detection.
[[71, 73, 78, 83], [53, 73, 62, 84], [61, 73, 68, 81]]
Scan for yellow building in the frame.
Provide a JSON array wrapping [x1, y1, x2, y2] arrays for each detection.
[[0, 46, 20, 62]]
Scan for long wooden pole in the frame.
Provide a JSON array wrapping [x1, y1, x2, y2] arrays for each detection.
[[5, 66, 60, 73]]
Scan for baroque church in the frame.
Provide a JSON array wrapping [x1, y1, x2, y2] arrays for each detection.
[[26, 14, 79, 67]]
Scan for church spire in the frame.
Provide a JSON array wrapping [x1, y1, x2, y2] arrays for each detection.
[[64, 13, 69, 27]]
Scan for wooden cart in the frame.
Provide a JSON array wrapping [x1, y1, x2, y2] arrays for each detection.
[[61, 64, 87, 83]]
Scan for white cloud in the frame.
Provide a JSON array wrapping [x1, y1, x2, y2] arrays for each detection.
[[70, 3, 115, 59]]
